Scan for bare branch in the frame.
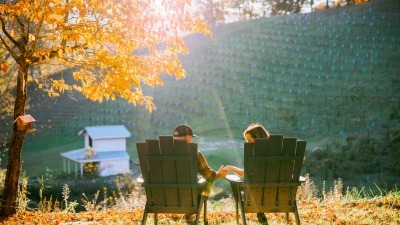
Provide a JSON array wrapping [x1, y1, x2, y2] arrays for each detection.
[[61, 1, 70, 48], [0, 17, 19, 47], [26, 9, 45, 58], [0, 18, 19, 61]]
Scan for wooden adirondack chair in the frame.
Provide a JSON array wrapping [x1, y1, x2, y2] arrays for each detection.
[[227, 135, 306, 225], [136, 136, 208, 225]]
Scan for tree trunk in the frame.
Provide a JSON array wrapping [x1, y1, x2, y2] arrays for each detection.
[[1, 63, 28, 218]]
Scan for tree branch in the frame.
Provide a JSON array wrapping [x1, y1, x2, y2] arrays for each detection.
[[0, 16, 19, 47], [61, 8, 69, 47], [29, 44, 87, 64], [15, 17, 28, 45], [26, 8, 45, 59], [0, 17, 19, 61]]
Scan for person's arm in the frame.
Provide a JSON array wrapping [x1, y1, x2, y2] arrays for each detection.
[[197, 151, 227, 180], [197, 151, 217, 181], [223, 165, 244, 178], [216, 165, 227, 179]]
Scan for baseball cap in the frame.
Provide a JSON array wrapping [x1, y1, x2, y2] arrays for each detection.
[[173, 124, 197, 137]]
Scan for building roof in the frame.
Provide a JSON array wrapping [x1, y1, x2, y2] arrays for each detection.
[[13, 114, 36, 123], [61, 148, 130, 162], [79, 125, 131, 139]]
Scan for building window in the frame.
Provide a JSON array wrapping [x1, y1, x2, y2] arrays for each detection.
[[89, 136, 93, 147]]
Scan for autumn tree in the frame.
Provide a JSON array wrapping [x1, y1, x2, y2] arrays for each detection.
[[314, 0, 369, 10], [267, 0, 310, 15], [230, 0, 264, 20], [194, 0, 226, 27], [332, 0, 370, 7], [0, 0, 210, 217]]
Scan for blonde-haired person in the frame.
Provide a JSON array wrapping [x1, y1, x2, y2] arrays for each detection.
[[224, 123, 269, 177], [223, 123, 270, 224]]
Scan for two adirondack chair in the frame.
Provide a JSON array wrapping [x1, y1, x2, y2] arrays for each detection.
[[227, 135, 306, 225], [136, 136, 207, 225], [137, 135, 306, 225]]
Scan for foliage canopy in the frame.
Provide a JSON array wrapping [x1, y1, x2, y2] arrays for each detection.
[[0, 0, 211, 111]]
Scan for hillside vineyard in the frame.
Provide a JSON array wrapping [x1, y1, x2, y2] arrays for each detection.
[[16, 0, 400, 143]]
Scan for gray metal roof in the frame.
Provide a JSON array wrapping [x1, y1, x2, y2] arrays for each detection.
[[80, 125, 131, 139], [61, 148, 129, 162]]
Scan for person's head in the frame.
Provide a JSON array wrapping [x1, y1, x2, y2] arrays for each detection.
[[173, 124, 197, 143], [243, 123, 269, 143]]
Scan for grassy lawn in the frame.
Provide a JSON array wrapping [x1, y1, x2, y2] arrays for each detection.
[[20, 136, 82, 177]]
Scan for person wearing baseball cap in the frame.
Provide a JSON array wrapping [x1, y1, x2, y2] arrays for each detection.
[[173, 124, 227, 221], [173, 124, 197, 141]]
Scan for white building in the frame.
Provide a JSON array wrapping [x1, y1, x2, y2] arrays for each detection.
[[60, 125, 131, 177]]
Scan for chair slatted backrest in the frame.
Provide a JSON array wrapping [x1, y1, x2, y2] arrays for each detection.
[[137, 136, 200, 214], [242, 135, 306, 213], [159, 136, 178, 207], [174, 138, 199, 208]]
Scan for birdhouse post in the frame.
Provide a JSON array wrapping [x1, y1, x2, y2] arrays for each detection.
[[13, 114, 36, 133]]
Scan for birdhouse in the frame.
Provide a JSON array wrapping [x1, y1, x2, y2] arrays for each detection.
[[13, 114, 36, 133]]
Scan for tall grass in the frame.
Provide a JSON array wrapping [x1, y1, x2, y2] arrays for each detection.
[[13, 172, 399, 210], [1, 170, 399, 224]]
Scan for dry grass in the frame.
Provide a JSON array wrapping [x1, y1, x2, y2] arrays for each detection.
[[2, 174, 399, 224]]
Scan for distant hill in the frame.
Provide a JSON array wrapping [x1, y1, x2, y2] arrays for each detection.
[[22, 0, 400, 142], [1, 0, 399, 180], [149, 0, 400, 142]]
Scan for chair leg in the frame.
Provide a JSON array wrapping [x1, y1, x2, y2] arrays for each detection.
[[194, 213, 200, 225], [238, 191, 246, 225], [294, 203, 301, 225], [204, 197, 208, 225], [235, 200, 239, 225], [195, 195, 207, 225], [141, 205, 148, 225], [286, 212, 289, 224], [154, 213, 158, 225], [240, 205, 246, 225], [230, 182, 240, 225]]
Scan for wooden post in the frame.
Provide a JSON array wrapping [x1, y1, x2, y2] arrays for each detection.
[[80, 163, 83, 178], [63, 158, 66, 173], [75, 162, 78, 177]]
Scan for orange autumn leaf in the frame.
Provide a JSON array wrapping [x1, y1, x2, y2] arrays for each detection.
[[0, 63, 8, 73]]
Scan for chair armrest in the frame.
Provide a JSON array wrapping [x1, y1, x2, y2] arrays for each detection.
[[226, 174, 243, 183], [299, 176, 306, 183], [136, 177, 144, 183], [198, 177, 206, 184], [136, 175, 205, 188], [137, 177, 205, 186]]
